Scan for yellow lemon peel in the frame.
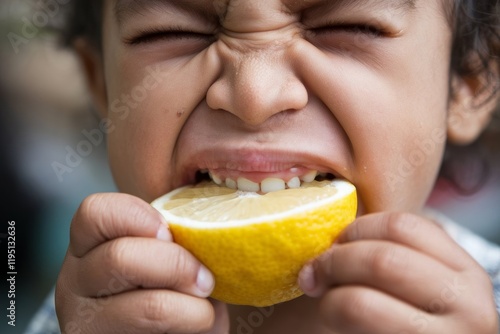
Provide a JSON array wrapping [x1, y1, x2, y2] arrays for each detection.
[[151, 179, 357, 306]]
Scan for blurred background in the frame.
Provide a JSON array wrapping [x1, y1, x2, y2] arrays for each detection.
[[1, 1, 117, 333], [0, 1, 499, 333]]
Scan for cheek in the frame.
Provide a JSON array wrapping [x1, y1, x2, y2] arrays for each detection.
[[106, 91, 180, 200], [297, 42, 450, 213], [355, 122, 448, 213], [355, 77, 449, 211], [104, 49, 222, 200], [103, 60, 186, 198], [353, 82, 449, 213]]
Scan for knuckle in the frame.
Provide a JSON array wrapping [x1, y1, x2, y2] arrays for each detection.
[[462, 307, 499, 334], [142, 292, 172, 328], [343, 219, 362, 241], [70, 194, 107, 243], [113, 193, 157, 227], [169, 245, 197, 285], [385, 212, 418, 241], [189, 302, 216, 333], [369, 245, 409, 279], [130, 292, 178, 333], [317, 247, 336, 275], [335, 288, 374, 324], [478, 313, 499, 333], [478, 310, 499, 333], [124, 195, 154, 219], [137, 292, 214, 333], [78, 193, 105, 223], [104, 238, 129, 269], [461, 277, 498, 332], [70, 195, 99, 236]]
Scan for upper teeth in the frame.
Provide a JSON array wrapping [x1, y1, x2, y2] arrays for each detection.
[[209, 172, 222, 185], [287, 176, 301, 189], [261, 178, 286, 193], [237, 177, 260, 192], [301, 170, 317, 183], [207, 170, 321, 194]]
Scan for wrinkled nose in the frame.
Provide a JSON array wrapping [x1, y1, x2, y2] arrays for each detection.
[[206, 47, 308, 127]]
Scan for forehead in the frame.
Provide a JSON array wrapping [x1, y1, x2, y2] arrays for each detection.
[[114, 0, 215, 23], [113, 0, 418, 23]]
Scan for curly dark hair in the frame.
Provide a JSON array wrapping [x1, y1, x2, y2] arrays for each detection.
[[450, 1, 500, 104], [61, 1, 103, 49], [62, 0, 499, 194]]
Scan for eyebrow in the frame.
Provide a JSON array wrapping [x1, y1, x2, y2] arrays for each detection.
[[287, 0, 417, 14], [114, 0, 417, 25], [114, 0, 215, 25], [311, 0, 416, 9]]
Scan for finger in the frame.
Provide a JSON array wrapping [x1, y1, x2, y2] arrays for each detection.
[[69, 193, 172, 257], [317, 286, 443, 334], [73, 290, 217, 334], [337, 212, 475, 270], [73, 237, 214, 298], [299, 241, 464, 312], [202, 300, 230, 334]]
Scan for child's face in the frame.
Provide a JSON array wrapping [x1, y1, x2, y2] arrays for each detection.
[[98, 0, 454, 214]]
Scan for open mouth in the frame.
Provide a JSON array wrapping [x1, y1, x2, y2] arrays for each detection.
[[194, 169, 336, 193]]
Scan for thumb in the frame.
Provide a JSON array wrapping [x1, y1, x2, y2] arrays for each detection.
[[204, 299, 230, 334]]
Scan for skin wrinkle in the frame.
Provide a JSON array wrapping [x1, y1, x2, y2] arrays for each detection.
[[115, 0, 416, 56], [304, 0, 417, 14], [114, 0, 218, 26], [104, 0, 442, 207], [53, 1, 500, 333], [214, 0, 230, 21], [115, 0, 418, 26]]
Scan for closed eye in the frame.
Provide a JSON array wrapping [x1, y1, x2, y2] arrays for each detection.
[[310, 24, 386, 37], [125, 27, 216, 45]]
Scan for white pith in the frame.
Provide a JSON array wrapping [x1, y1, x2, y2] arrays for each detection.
[[151, 179, 355, 229]]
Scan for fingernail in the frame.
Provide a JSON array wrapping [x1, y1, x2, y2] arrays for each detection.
[[156, 224, 173, 242], [196, 265, 215, 296], [298, 263, 317, 295]]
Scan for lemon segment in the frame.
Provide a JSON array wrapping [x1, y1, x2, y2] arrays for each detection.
[[151, 179, 357, 306]]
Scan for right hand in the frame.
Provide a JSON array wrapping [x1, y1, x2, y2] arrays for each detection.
[[55, 193, 229, 334]]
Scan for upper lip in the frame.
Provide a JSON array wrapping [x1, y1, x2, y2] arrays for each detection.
[[172, 96, 352, 189], [176, 146, 347, 187]]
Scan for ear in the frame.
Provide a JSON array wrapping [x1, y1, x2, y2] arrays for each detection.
[[447, 71, 498, 145], [73, 38, 108, 117]]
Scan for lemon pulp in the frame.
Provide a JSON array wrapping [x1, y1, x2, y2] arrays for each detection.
[[151, 179, 357, 306]]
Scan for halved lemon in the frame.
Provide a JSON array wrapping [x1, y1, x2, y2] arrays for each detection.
[[151, 179, 357, 306]]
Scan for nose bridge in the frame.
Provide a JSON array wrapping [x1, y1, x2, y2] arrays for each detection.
[[207, 39, 308, 126], [232, 49, 283, 112]]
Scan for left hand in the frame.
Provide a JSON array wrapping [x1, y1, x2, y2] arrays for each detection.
[[298, 212, 498, 334]]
